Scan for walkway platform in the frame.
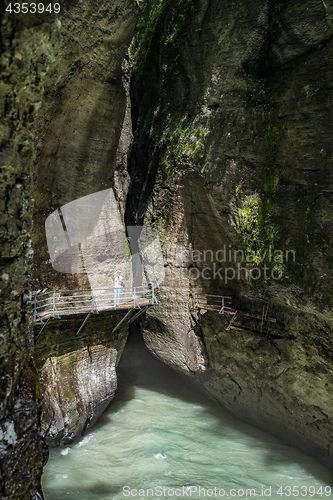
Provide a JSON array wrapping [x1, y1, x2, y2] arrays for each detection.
[[195, 293, 276, 337], [195, 294, 234, 314], [31, 285, 158, 325]]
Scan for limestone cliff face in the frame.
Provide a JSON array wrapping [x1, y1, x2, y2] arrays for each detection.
[[0, 6, 60, 498], [1, 0, 138, 493], [127, 0, 333, 468], [34, 314, 128, 447], [29, 0, 138, 449], [32, 0, 138, 292]]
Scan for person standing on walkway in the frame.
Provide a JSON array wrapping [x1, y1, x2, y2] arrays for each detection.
[[114, 270, 123, 307]]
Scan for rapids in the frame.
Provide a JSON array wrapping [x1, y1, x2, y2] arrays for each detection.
[[42, 333, 333, 500]]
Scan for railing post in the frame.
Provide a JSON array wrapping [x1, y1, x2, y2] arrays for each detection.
[[222, 296, 224, 314], [148, 285, 151, 305], [133, 286, 137, 308], [92, 290, 96, 312], [34, 295, 37, 322], [151, 284, 158, 305], [52, 292, 56, 315]]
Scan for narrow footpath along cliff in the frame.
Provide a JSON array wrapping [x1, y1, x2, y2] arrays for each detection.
[[126, 0, 333, 468]]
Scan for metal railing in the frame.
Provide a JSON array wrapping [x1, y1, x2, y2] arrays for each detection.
[[31, 283, 158, 324], [195, 294, 233, 314]]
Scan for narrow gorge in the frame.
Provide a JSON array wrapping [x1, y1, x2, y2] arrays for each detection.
[[1, 0, 333, 497]]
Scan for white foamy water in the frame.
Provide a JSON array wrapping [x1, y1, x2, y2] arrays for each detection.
[[42, 334, 333, 500]]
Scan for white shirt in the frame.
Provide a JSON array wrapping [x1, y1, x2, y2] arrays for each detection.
[[114, 276, 121, 288]]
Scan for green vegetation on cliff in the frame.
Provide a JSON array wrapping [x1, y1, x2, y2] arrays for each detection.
[[238, 72, 295, 282], [27, 359, 42, 400], [162, 116, 206, 177], [236, 173, 285, 282], [236, 168, 301, 283], [130, 0, 196, 73]]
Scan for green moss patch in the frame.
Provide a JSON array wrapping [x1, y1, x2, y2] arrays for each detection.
[[27, 359, 42, 400], [236, 170, 298, 283], [130, 0, 196, 74], [162, 116, 206, 177]]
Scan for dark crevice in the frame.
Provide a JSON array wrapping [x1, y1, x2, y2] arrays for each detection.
[[242, 0, 275, 77]]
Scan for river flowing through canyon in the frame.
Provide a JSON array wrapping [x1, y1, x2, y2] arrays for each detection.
[[42, 332, 333, 500]]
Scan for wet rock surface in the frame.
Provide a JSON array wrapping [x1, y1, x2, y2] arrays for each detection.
[[196, 304, 333, 467], [128, 0, 333, 468], [0, 5, 60, 498], [34, 314, 128, 447], [32, 0, 138, 291], [1, 0, 137, 495]]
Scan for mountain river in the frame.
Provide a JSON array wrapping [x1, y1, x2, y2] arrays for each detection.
[[42, 332, 333, 500]]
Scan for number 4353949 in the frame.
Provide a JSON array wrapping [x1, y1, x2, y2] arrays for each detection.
[[277, 485, 332, 496], [6, 3, 61, 14]]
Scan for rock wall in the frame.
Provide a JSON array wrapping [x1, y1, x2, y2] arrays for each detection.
[[29, 0, 138, 449], [32, 0, 138, 292], [0, 2, 67, 499], [0, 5, 61, 497], [1, 0, 138, 495], [127, 0, 333, 468], [34, 313, 128, 447]]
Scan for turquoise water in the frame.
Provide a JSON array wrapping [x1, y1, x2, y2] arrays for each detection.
[[42, 334, 333, 500]]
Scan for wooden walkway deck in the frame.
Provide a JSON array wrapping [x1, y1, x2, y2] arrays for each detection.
[[32, 288, 276, 339], [195, 294, 276, 337], [36, 297, 152, 320], [31, 285, 157, 324]]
